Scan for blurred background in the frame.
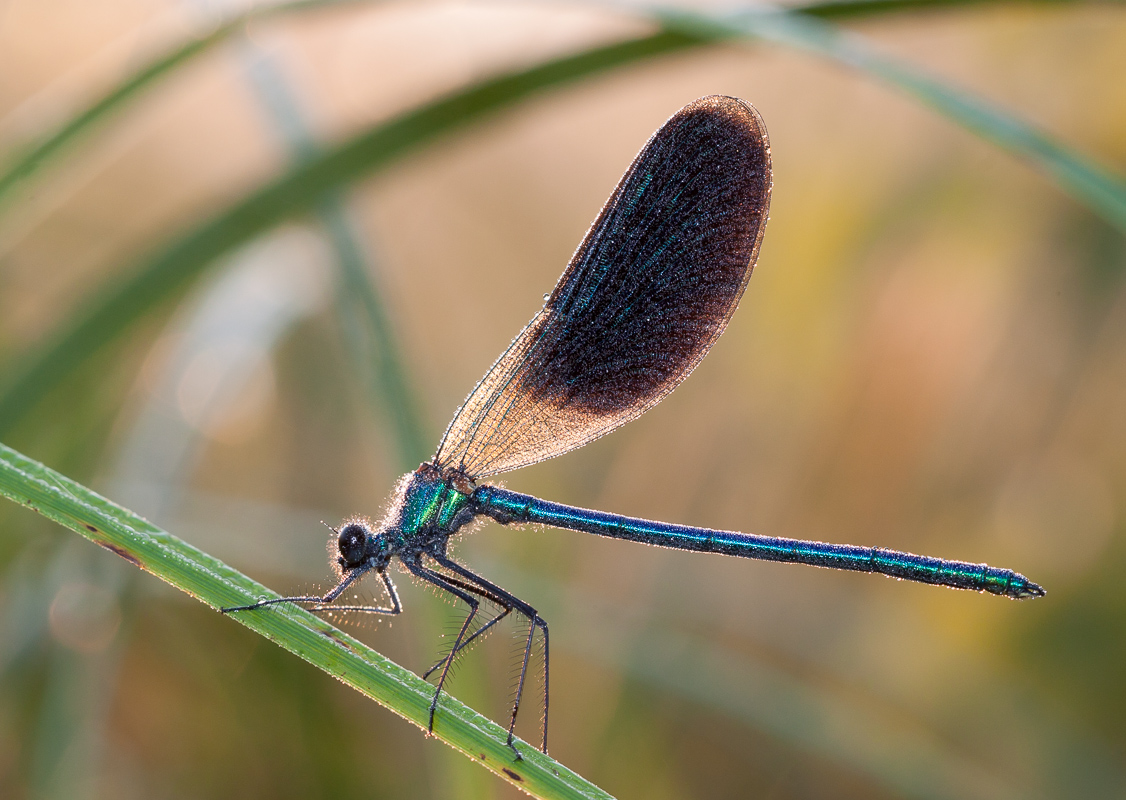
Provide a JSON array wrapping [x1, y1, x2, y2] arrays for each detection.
[[1, 1, 1124, 798]]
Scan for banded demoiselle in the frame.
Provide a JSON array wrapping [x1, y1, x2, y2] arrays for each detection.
[[224, 96, 1043, 757]]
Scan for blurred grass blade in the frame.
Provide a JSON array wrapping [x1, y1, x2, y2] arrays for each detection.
[[0, 0, 368, 206], [318, 198, 431, 467], [0, 25, 225, 204], [655, 6, 1126, 232], [0, 31, 706, 436], [4, 1, 1122, 437], [240, 40, 429, 468], [0, 0, 1076, 208], [800, 0, 1101, 15], [0, 441, 614, 800]]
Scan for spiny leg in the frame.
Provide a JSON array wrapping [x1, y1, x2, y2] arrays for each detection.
[[422, 604, 512, 679], [540, 613, 549, 753], [404, 561, 481, 736], [309, 571, 403, 615], [506, 611, 543, 759], [418, 569, 517, 679], [222, 566, 384, 613], [432, 554, 550, 757]]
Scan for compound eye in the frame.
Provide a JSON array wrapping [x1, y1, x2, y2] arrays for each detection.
[[337, 522, 369, 568]]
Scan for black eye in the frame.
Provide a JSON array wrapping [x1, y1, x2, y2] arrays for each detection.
[[337, 523, 369, 568]]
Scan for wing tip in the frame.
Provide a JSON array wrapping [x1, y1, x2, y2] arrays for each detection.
[[681, 95, 769, 143], [674, 95, 773, 205]]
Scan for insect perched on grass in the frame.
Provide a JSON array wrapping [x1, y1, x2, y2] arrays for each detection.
[[223, 95, 1043, 758]]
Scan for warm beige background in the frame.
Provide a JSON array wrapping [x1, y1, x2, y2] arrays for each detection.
[[1, 2, 1124, 799]]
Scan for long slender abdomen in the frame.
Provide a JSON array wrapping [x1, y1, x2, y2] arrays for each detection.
[[473, 485, 1044, 600]]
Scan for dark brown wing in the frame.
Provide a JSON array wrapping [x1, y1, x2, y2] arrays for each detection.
[[434, 96, 772, 479]]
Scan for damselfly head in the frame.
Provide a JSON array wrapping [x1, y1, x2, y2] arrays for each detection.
[[328, 518, 390, 574], [337, 521, 369, 567]]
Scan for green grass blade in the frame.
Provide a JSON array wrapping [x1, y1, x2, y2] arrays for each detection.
[[0, 441, 614, 800], [655, 6, 1126, 232]]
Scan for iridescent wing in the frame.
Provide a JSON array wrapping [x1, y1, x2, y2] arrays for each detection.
[[434, 95, 772, 479]]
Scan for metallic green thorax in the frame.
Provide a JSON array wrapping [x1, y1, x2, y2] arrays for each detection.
[[393, 464, 473, 546]]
